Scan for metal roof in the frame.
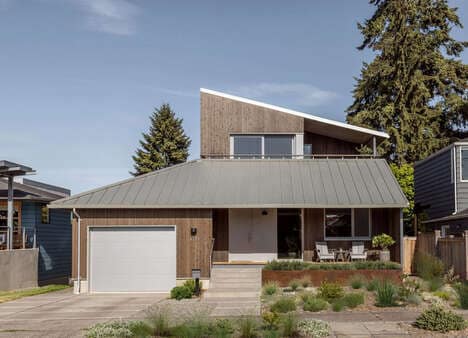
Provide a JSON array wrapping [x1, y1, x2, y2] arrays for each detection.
[[0, 160, 35, 177], [49, 159, 408, 209], [0, 178, 69, 202]]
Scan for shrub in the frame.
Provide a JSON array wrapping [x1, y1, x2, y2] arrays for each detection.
[[210, 319, 234, 338], [86, 320, 150, 338], [262, 281, 279, 296], [281, 312, 299, 338], [263, 260, 401, 271], [270, 297, 297, 313], [289, 279, 300, 291], [454, 283, 468, 309], [428, 277, 444, 292], [331, 299, 345, 312], [443, 266, 460, 284], [375, 280, 397, 307], [299, 291, 315, 303], [317, 281, 344, 301], [414, 305, 466, 332], [406, 293, 422, 305], [170, 286, 192, 300], [182, 279, 199, 294], [297, 319, 331, 338], [146, 307, 171, 336], [349, 274, 366, 289], [262, 311, 280, 330], [433, 290, 451, 301], [371, 233, 395, 250], [238, 316, 258, 338], [342, 293, 364, 308], [303, 297, 328, 312], [300, 276, 311, 288], [414, 252, 444, 280], [399, 277, 421, 300], [366, 279, 379, 291], [262, 329, 280, 338], [352, 261, 401, 270]]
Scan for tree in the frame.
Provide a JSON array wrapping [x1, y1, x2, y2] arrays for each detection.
[[131, 104, 191, 176], [390, 163, 414, 234], [347, 0, 468, 165]]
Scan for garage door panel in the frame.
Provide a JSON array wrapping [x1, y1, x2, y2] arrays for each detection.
[[89, 226, 176, 292]]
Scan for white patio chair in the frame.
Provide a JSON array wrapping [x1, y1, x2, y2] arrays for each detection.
[[350, 241, 367, 261], [315, 242, 335, 262]]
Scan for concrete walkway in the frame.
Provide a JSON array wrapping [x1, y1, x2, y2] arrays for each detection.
[[0, 289, 167, 338]]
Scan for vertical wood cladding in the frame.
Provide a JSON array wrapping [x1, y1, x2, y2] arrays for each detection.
[[304, 132, 359, 155], [212, 209, 229, 262], [201, 92, 304, 156], [72, 209, 213, 279], [303, 208, 402, 263]]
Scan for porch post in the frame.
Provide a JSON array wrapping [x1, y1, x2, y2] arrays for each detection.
[[7, 176, 13, 250], [372, 136, 377, 157]]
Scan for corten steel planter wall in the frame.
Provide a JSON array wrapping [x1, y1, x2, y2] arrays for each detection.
[[262, 269, 402, 287]]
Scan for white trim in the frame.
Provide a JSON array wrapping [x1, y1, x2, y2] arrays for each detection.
[[323, 208, 372, 241], [200, 88, 389, 139], [441, 225, 450, 237], [453, 147, 458, 214]]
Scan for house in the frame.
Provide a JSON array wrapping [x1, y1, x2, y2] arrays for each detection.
[[49, 88, 408, 293], [415, 139, 468, 237], [0, 173, 72, 285]]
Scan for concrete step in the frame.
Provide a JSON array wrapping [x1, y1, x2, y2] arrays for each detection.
[[210, 281, 260, 289], [203, 297, 259, 303], [211, 271, 261, 276], [210, 307, 260, 317], [203, 290, 260, 298]]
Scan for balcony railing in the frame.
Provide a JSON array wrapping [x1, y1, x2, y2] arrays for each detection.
[[0, 226, 36, 250], [201, 154, 378, 160]]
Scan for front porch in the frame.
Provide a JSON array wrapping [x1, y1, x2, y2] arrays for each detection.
[[212, 208, 403, 264]]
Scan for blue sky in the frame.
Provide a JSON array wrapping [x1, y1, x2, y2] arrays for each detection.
[[1, 0, 467, 194]]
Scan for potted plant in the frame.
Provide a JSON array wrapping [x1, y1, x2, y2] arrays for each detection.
[[372, 233, 395, 262]]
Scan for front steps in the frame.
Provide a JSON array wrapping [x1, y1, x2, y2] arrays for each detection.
[[203, 265, 262, 316]]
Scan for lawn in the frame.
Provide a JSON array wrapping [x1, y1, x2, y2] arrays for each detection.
[[0, 285, 70, 303]]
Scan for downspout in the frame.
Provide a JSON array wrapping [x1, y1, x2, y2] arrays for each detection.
[[453, 147, 458, 215], [72, 208, 81, 294]]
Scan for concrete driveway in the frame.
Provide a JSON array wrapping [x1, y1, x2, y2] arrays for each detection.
[[0, 288, 167, 338]]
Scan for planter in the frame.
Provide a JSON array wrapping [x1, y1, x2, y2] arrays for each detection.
[[379, 249, 390, 262], [262, 269, 401, 287]]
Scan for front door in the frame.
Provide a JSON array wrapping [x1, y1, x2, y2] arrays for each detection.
[[277, 209, 302, 259]]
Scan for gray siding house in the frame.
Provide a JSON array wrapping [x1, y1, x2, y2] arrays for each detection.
[[415, 140, 468, 236], [0, 178, 72, 284]]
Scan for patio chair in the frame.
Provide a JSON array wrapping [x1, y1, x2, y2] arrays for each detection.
[[315, 242, 335, 262], [350, 241, 367, 261]]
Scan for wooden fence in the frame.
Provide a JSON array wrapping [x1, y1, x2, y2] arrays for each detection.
[[403, 230, 468, 280]]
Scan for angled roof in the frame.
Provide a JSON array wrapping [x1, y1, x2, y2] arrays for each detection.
[[0, 178, 69, 202], [50, 159, 408, 209], [423, 208, 468, 224], [0, 160, 35, 177], [200, 88, 389, 144]]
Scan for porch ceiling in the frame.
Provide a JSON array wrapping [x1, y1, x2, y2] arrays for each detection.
[[50, 159, 408, 209]]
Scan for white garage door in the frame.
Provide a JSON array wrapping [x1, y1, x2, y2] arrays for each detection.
[[89, 226, 176, 292]]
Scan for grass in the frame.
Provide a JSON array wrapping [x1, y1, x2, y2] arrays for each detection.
[[375, 280, 397, 307], [303, 297, 328, 312], [0, 285, 69, 304], [270, 297, 297, 313], [263, 260, 401, 271], [262, 281, 280, 296], [349, 274, 366, 289], [342, 293, 365, 308]]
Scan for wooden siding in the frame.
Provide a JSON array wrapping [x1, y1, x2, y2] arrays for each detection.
[[414, 148, 454, 219], [304, 132, 359, 155], [212, 209, 228, 262], [303, 208, 402, 263], [200, 91, 304, 156], [72, 209, 213, 279], [22, 201, 72, 284], [0, 200, 22, 229]]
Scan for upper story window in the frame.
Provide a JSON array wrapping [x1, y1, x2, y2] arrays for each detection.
[[41, 204, 50, 224], [324, 208, 371, 240], [231, 134, 294, 159], [461, 148, 468, 181]]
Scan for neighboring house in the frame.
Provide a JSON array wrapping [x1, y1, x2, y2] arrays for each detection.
[[0, 177, 72, 284], [50, 88, 408, 293], [415, 139, 468, 236]]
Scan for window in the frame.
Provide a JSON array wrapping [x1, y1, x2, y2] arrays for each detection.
[[231, 134, 294, 158], [324, 208, 371, 239], [233, 135, 262, 158], [461, 149, 468, 181], [303, 144, 312, 157], [41, 205, 50, 224], [264, 135, 292, 158]]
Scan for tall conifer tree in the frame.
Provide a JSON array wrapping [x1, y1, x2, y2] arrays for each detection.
[[347, 0, 468, 164], [131, 104, 191, 176]]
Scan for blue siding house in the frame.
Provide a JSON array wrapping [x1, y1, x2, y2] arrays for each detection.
[[0, 178, 71, 284]]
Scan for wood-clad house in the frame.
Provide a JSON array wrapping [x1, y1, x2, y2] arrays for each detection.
[[49, 89, 408, 293]]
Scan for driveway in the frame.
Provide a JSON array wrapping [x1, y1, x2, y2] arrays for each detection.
[[0, 288, 167, 338]]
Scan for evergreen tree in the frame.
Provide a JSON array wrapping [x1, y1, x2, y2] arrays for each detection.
[[131, 104, 191, 176], [347, 0, 468, 164]]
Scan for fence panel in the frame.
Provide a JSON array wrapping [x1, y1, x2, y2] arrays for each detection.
[[438, 238, 467, 280], [402, 237, 416, 274]]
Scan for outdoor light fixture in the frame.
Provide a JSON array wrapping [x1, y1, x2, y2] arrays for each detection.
[[262, 210, 268, 216], [191, 227, 197, 236], [191, 269, 201, 296]]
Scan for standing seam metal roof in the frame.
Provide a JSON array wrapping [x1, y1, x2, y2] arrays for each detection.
[[49, 159, 408, 209]]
